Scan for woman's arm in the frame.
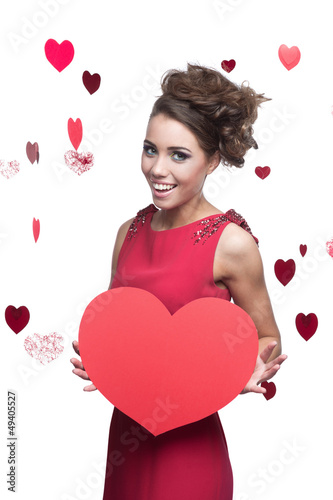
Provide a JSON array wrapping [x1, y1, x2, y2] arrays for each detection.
[[215, 222, 287, 394], [70, 216, 135, 391]]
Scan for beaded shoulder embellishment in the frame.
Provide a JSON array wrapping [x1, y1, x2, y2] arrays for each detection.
[[127, 204, 157, 240], [191, 209, 259, 245]]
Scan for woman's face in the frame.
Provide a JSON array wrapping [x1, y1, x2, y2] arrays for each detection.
[[141, 113, 219, 209]]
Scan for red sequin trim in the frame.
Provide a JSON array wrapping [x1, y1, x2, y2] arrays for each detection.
[[192, 209, 259, 245], [128, 204, 157, 239]]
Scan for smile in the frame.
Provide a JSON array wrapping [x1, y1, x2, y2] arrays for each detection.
[[152, 183, 177, 191]]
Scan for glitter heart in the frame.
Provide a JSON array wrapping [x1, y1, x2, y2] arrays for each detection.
[[0, 160, 20, 179], [64, 150, 94, 175], [24, 332, 64, 365], [326, 238, 333, 258]]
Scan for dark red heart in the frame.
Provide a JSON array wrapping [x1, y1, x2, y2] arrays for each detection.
[[221, 59, 236, 73], [5, 305, 30, 333], [274, 259, 296, 286], [26, 142, 39, 164], [255, 166, 271, 179], [299, 244, 307, 257], [296, 313, 318, 341], [78, 287, 258, 436], [261, 381, 276, 400], [82, 71, 101, 94], [44, 39, 74, 72]]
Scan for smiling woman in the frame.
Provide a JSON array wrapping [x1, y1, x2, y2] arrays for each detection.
[[71, 62, 287, 500]]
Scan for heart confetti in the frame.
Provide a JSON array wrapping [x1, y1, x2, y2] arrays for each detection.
[[261, 381, 276, 400], [0, 160, 20, 179], [79, 287, 258, 436], [295, 313, 318, 341], [68, 118, 83, 151], [24, 332, 64, 364], [64, 150, 94, 175], [44, 39, 74, 72], [326, 238, 333, 258], [221, 59, 236, 73], [5, 305, 30, 333], [274, 259, 296, 286], [26, 142, 39, 164], [255, 166, 271, 179], [278, 44, 301, 71], [33, 218, 40, 243], [82, 71, 101, 94], [299, 244, 307, 257]]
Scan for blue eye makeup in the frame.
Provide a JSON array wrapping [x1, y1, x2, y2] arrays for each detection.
[[143, 145, 190, 161]]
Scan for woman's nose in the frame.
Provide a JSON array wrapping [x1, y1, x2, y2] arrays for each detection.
[[150, 155, 169, 177]]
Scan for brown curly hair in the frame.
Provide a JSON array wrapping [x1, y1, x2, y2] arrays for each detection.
[[149, 63, 271, 168]]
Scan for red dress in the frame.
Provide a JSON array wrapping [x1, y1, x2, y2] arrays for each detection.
[[102, 203, 258, 500]]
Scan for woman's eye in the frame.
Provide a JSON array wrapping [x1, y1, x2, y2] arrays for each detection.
[[143, 145, 156, 156], [171, 151, 188, 161]]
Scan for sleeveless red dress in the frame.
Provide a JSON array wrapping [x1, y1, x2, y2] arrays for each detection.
[[102, 203, 258, 500]]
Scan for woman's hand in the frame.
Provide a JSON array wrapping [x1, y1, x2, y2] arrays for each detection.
[[241, 341, 287, 395], [70, 340, 97, 391]]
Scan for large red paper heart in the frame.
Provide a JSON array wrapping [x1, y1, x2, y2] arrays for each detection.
[[78, 287, 258, 436], [44, 39, 74, 72], [274, 258, 296, 286]]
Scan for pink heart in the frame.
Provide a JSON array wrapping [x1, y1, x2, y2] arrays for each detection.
[[278, 44, 301, 71], [67, 118, 83, 151], [24, 332, 64, 364], [33, 218, 40, 243], [44, 39, 74, 72]]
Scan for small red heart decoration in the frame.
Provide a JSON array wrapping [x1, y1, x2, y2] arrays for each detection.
[[67, 118, 83, 151], [5, 305, 30, 333], [24, 332, 64, 364], [299, 244, 307, 257], [78, 287, 258, 436], [278, 44, 301, 71], [261, 381, 276, 400], [26, 142, 39, 164], [44, 39, 74, 72], [255, 166, 271, 179], [274, 259, 296, 286], [221, 59, 236, 73], [33, 218, 40, 242], [82, 71, 101, 94], [296, 313, 318, 341]]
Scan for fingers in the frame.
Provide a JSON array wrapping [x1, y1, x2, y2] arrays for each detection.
[[70, 357, 84, 371], [83, 383, 97, 392], [259, 341, 278, 363], [72, 367, 91, 380], [72, 340, 80, 356]]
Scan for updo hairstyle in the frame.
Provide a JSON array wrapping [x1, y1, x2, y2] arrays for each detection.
[[149, 63, 271, 168]]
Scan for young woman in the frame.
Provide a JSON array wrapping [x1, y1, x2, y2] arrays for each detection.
[[71, 63, 287, 500]]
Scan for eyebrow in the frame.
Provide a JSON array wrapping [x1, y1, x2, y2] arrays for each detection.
[[143, 139, 192, 153]]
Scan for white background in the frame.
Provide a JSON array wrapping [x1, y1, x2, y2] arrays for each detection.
[[0, 0, 332, 499]]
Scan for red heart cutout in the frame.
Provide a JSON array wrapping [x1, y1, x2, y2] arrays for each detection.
[[278, 44, 301, 71], [82, 71, 101, 94], [78, 287, 258, 436], [261, 381, 276, 400], [255, 166, 271, 179], [221, 59, 236, 73], [5, 305, 30, 333], [24, 332, 64, 364], [296, 313, 318, 341], [26, 142, 39, 164], [299, 244, 307, 257], [44, 39, 74, 72], [33, 218, 40, 243], [67, 118, 83, 151], [274, 259, 296, 286]]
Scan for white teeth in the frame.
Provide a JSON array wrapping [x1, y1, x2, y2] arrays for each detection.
[[152, 183, 176, 191]]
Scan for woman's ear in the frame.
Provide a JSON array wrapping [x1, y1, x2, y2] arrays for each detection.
[[207, 151, 220, 175]]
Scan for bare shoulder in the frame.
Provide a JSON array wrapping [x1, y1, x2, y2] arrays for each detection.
[[215, 222, 262, 282]]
